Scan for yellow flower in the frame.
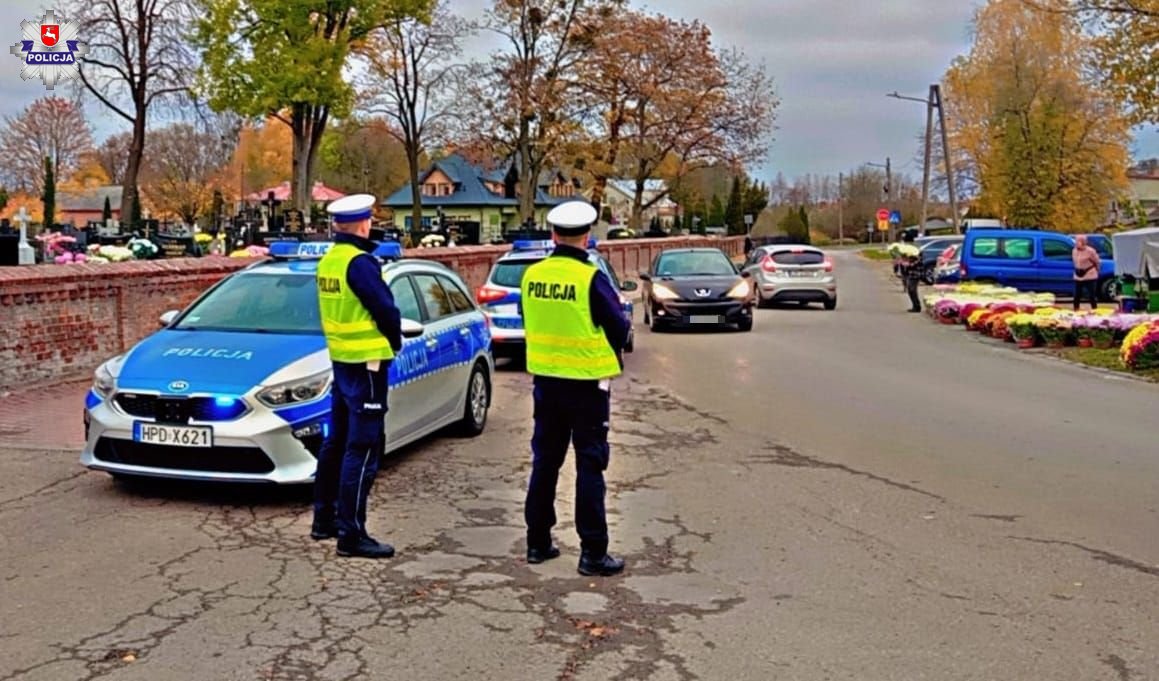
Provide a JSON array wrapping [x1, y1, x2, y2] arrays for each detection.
[[1121, 322, 1154, 364]]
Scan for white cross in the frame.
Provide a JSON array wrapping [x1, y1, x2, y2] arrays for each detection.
[[14, 206, 34, 265]]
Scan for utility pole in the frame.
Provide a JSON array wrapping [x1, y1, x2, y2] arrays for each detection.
[[933, 84, 960, 234], [884, 156, 892, 242], [837, 172, 844, 244], [920, 85, 934, 234]]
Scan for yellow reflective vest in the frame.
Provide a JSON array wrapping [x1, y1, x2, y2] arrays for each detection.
[[521, 255, 621, 380], [316, 243, 395, 363]]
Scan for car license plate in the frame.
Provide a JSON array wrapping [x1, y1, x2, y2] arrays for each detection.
[[690, 315, 722, 324], [791, 270, 813, 277], [133, 422, 213, 448]]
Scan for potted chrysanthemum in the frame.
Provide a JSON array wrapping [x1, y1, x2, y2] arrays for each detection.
[[1008, 314, 1038, 349]]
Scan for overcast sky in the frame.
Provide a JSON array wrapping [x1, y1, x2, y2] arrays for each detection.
[[3, 0, 1156, 184]]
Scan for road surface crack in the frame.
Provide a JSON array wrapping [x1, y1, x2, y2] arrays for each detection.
[[745, 443, 946, 501], [1010, 536, 1159, 578]]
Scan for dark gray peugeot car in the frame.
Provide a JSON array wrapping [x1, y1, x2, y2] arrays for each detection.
[[640, 248, 755, 332]]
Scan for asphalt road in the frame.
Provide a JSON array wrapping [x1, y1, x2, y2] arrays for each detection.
[[2, 251, 1156, 680]]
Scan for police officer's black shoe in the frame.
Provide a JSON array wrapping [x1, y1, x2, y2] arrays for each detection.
[[526, 545, 561, 564], [336, 535, 396, 559], [310, 519, 337, 541], [577, 552, 625, 577]]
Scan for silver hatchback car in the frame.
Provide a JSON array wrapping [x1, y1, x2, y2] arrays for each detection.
[[740, 245, 838, 309]]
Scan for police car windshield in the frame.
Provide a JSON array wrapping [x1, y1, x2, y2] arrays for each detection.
[[174, 272, 322, 334], [492, 260, 537, 288], [655, 251, 735, 276]]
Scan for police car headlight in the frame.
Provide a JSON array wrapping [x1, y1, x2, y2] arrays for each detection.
[[257, 371, 331, 407], [727, 280, 751, 299], [652, 283, 679, 300], [93, 362, 117, 398]]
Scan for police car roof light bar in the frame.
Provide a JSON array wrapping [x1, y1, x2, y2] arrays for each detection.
[[373, 241, 403, 260], [268, 241, 332, 259], [513, 239, 555, 251]]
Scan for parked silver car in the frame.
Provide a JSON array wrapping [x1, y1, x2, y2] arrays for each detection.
[[740, 244, 837, 310]]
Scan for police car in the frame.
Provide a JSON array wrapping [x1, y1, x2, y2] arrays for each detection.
[[81, 241, 494, 484], [475, 239, 637, 358]]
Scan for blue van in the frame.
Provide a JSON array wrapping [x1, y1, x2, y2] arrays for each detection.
[[959, 229, 1116, 299]]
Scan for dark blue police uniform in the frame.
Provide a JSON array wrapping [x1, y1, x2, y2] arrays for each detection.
[[312, 232, 403, 551], [525, 243, 631, 569]]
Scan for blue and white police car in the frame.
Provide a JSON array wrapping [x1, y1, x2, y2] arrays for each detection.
[[81, 241, 494, 484], [474, 239, 637, 358]]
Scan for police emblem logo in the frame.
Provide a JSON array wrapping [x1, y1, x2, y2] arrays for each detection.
[[9, 9, 88, 90]]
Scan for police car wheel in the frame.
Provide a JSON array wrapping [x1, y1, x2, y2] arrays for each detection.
[[457, 362, 490, 437]]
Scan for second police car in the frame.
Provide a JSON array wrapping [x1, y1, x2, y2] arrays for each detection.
[[81, 241, 494, 484], [475, 239, 637, 358]]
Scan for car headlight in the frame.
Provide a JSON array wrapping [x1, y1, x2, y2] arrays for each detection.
[[652, 283, 679, 300], [257, 371, 331, 407], [93, 362, 117, 398], [727, 280, 751, 299]]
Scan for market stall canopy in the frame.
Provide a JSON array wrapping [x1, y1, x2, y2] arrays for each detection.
[[1111, 227, 1159, 277], [1140, 240, 1159, 279], [245, 182, 347, 203]]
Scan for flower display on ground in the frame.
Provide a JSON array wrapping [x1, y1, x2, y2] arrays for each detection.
[[1121, 321, 1159, 370], [230, 245, 269, 258], [87, 244, 134, 262], [918, 284, 1159, 372], [128, 238, 159, 260]]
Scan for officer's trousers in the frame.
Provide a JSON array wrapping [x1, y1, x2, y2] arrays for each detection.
[[525, 379, 611, 556], [314, 361, 389, 540], [905, 275, 921, 311]]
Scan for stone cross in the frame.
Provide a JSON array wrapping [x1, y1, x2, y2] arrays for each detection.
[[14, 207, 34, 265]]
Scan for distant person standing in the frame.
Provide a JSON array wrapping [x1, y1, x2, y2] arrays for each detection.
[[1072, 234, 1101, 311], [900, 253, 922, 313]]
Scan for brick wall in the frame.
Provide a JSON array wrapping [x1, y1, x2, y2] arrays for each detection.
[[0, 235, 743, 390]]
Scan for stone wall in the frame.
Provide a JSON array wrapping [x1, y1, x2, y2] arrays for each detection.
[[0, 236, 743, 390]]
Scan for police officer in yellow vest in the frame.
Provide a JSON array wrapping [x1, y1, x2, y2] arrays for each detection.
[[311, 194, 402, 559], [522, 200, 631, 576]]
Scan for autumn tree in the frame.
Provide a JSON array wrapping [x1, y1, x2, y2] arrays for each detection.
[[197, 0, 431, 215], [0, 97, 92, 194], [70, 0, 196, 225], [90, 132, 132, 185], [1023, 0, 1159, 124], [459, 0, 613, 223], [141, 123, 235, 224], [362, 0, 471, 230], [944, 0, 1130, 230], [581, 8, 777, 230], [222, 118, 294, 200], [316, 117, 413, 198]]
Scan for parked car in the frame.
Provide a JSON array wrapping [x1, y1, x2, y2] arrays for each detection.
[[959, 229, 1116, 299], [640, 248, 754, 330], [476, 239, 636, 358], [81, 241, 494, 484], [918, 237, 964, 283], [740, 244, 837, 309]]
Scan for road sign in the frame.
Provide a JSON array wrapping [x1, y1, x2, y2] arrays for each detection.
[[877, 219, 889, 232], [744, 214, 753, 226], [889, 210, 902, 225], [876, 208, 889, 221]]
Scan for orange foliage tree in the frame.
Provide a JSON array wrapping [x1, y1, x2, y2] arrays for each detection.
[[944, 0, 1130, 231]]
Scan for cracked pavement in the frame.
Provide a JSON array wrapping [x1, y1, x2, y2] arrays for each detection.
[[2, 251, 1157, 680]]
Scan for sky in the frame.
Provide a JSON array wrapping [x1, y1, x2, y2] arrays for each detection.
[[2, 0, 1156, 185]]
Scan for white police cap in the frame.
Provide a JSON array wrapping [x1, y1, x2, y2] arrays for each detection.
[[546, 200, 597, 235], [326, 193, 376, 223]]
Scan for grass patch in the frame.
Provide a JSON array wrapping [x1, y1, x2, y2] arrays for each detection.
[[859, 248, 893, 261], [1050, 347, 1159, 382]]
